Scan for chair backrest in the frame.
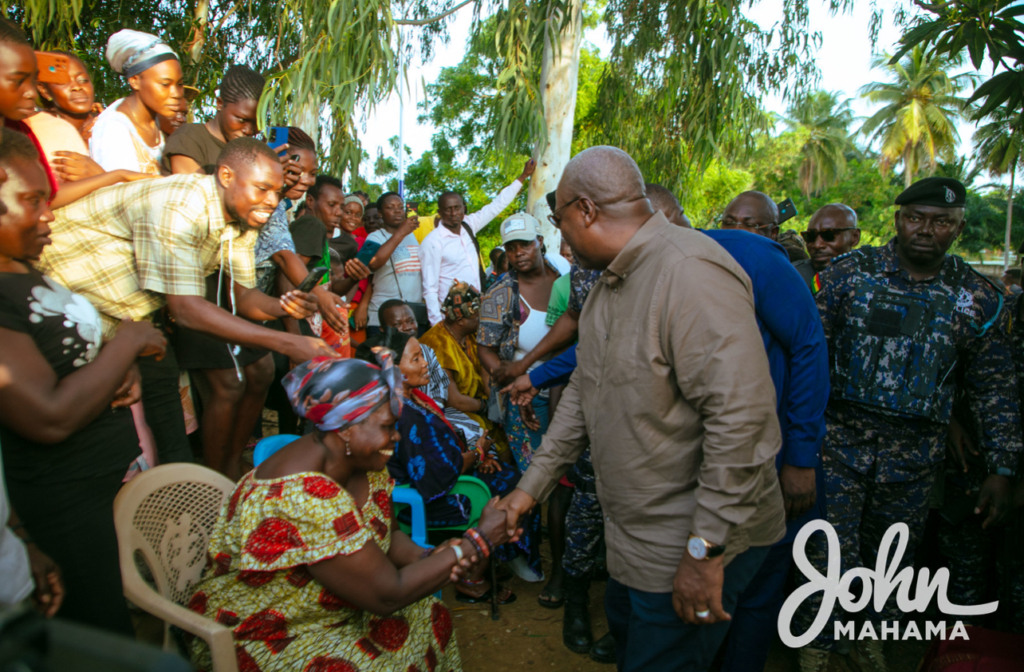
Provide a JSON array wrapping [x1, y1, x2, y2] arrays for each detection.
[[252, 434, 301, 467], [114, 464, 235, 607]]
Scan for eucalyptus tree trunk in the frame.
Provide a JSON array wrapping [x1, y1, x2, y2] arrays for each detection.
[[527, 0, 583, 248], [189, 0, 210, 65], [293, 90, 321, 145], [1005, 165, 1016, 271]]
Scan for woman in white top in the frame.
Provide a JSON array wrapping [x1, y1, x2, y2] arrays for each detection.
[[89, 29, 184, 175]]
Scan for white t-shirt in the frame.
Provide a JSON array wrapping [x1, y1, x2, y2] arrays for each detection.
[[366, 229, 423, 327], [0, 451, 33, 607], [89, 98, 165, 175]]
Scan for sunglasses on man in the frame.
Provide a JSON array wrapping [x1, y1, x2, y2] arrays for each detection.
[[800, 228, 856, 244]]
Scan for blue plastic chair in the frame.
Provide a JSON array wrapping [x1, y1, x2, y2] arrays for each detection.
[[252, 433, 431, 549], [394, 477, 501, 619], [252, 433, 300, 466]]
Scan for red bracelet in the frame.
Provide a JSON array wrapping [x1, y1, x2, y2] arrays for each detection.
[[463, 534, 487, 560], [463, 528, 490, 559]]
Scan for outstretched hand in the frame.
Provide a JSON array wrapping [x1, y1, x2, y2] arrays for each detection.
[[478, 497, 523, 547], [501, 374, 538, 407], [519, 158, 537, 182], [493, 489, 537, 540]]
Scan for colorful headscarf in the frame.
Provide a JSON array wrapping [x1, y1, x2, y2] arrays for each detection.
[[282, 352, 402, 432], [443, 280, 481, 322], [105, 30, 179, 77]]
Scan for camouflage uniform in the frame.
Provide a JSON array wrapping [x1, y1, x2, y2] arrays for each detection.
[[794, 240, 1022, 649], [562, 448, 604, 579], [936, 293, 1024, 633], [561, 268, 605, 581]]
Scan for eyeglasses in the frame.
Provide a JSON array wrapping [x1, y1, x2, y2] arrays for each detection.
[[720, 218, 777, 232], [548, 197, 581, 227], [800, 228, 857, 244]]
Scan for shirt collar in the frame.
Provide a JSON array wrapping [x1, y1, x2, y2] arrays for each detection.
[[880, 237, 955, 280], [603, 211, 670, 287], [201, 175, 237, 243], [436, 224, 463, 239]]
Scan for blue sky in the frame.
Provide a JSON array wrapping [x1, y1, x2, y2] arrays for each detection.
[[359, 0, 993, 182]]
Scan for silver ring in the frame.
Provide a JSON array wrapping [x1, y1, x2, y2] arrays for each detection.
[[695, 609, 710, 619]]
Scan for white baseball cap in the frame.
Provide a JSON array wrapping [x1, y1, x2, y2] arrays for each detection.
[[500, 212, 542, 245]]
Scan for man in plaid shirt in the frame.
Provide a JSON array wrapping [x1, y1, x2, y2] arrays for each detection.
[[37, 138, 335, 464]]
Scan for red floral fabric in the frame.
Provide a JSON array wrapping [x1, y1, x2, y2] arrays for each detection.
[[188, 469, 461, 672]]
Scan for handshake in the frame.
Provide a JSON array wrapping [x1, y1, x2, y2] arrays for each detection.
[[476, 489, 540, 545]]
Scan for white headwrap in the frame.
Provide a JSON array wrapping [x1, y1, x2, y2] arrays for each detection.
[[105, 29, 178, 78]]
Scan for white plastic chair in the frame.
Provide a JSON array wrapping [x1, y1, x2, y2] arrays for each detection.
[[113, 463, 239, 672]]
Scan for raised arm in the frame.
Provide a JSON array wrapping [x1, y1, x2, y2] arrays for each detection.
[[49, 170, 154, 210], [368, 217, 419, 271]]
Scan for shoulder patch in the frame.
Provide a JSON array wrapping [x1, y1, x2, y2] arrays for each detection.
[[811, 273, 823, 294]]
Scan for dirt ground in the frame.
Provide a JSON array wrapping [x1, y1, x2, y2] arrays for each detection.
[[447, 547, 931, 672], [141, 412, 929, 672]]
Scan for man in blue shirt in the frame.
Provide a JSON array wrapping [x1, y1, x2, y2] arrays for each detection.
[[508, 185, 829, 671]]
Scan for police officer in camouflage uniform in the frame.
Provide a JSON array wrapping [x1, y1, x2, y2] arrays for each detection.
[[934, 285, 1024, 633], [796, 177, 1021, 672]]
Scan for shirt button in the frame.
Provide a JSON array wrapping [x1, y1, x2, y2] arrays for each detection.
[[613, 288, 618, 294], [604, 334, 609, 340]]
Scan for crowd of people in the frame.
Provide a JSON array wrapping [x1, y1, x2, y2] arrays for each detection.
[[1, 16, 1023, 672]]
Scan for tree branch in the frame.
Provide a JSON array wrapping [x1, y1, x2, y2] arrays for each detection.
[[395, 0, 474, 26]]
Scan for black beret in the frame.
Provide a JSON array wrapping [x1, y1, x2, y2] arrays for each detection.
[[895, 177, 966, 208]]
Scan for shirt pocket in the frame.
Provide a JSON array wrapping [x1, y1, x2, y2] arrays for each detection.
[[601, 321, 642, 386]]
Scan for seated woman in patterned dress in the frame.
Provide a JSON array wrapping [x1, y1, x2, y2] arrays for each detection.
[[357, 328, 542, 604], [187, 354, 515, 672]]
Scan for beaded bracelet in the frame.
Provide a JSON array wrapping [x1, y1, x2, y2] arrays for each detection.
[[476, 528, 496, 554], [469, 526, 494, 554], [463, 528, 490, 559], [463, 534, 487, 561]]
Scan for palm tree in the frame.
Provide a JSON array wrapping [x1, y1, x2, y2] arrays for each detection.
[[974, 107, 1023, 270], [784, 91, 857, 197], [859, 46, 974, 187]]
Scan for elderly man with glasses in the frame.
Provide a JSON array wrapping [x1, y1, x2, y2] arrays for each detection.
[[792, 203, 861, 288]]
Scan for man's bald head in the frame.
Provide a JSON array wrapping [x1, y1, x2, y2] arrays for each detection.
[[645, 182, 691, 228], [553, 146, 655, 271], [721, 190, 780, 240], [809, 203, 857, 229], [805, 203, 860, 272], [558, 146, 646, 206]]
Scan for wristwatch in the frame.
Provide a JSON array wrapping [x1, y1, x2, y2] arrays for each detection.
[[687, 534, 725, 561]]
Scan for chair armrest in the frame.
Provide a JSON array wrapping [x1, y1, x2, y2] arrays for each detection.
[[122, 570, 238, 672], [392, 486, 428, 547]]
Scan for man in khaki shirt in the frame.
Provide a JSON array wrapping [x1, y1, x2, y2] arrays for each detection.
[[497, 147, 786, 672]]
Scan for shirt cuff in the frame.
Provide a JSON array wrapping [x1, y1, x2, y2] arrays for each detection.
[[691, 505, 732, 547], [781, 439, 820, 468], [986, 449, 1019, 477]]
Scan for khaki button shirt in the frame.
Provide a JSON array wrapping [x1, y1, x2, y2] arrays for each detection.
[[518, 213, 786, 593], [36, 174, 258, 338]]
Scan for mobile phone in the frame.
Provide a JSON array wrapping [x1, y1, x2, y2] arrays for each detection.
[[777, 197, 798, 225], [267, 126, 289, 153], [407, 201, 419, 211], [36, 52, 70, 85], [356, 240, 382, 267], [296, 266, 328, 292]]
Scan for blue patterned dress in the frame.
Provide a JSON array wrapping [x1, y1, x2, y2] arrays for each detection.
[[387, 390, 541, 573]]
